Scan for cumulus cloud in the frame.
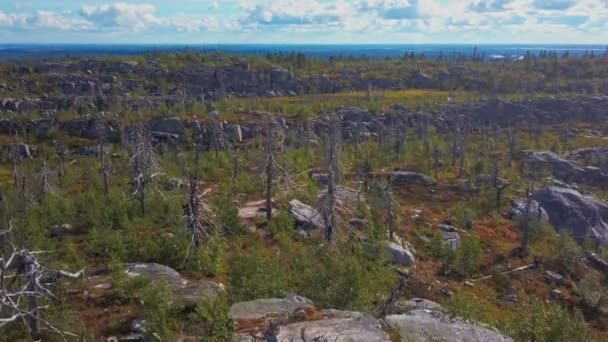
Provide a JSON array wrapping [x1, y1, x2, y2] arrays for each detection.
[[241, 0, 351, 27], [358, 0, 421, 19], [0, 11, 18, 26], [79, 3, 161, 30], [532, 0, 577, 10], [468, 0, 512, 12]]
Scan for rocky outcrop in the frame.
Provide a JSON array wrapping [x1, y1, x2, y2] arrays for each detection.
[[389, 171, 436, 187], [532, 186, 608, 244], [125, 263, 225, 309], [385, 298, 513, 342], [506, 198, 549, 225], [521, 150, 608, 187], [566, 147, 608, 171], [386, 241, 416, 267], [289, 199, 324, 230], [229, 294, 314, 322], [386, 311, 513, 342]]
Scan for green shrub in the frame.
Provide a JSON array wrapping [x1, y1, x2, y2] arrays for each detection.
[[268, 210, 295, 236], [90, 228, 127, 260], [445, 291, 494, 325], [194, 294, 234, 342], [229, 241, 288, 302], [453, 235, 482, 278], [137, 282, 179, 341], [501, 302, 587, 342], [213, 194, 243, 235], [109, 258, 150, 304], [289, 243, 396, 312]]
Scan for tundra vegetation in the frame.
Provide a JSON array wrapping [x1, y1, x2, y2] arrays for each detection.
[[1, 49, 608, 341]]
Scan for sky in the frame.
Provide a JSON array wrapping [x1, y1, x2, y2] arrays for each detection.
[[0, 0, 607, 44]]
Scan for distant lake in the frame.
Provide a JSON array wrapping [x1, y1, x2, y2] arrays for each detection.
[[0, 44, 605, 61]]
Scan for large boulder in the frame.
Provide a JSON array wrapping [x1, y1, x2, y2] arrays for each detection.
[[276, 311, 390, 342], [289, 199, 324, 230], [532, 186, 608, 243], [386, 241, 416, 267], [386, 303, 513, 342], [230, 294, 314, 322], [521, 150, 608, 187], [148, 117, 184, 136], [566, 147, 608, 171], [338, 107, 372, 122], [125, 263, 225, 309], [521, 150, 578, 181], [506, 198, 549, 225], [389, 171, 436, 187], [386, 313, 512, 342]]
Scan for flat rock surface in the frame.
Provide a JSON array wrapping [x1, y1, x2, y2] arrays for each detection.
[[276, 314, 390, 342], [386, 310, 513, 342], [230, 294, 314, 321]]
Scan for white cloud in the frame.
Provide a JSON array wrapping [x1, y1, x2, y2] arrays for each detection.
[[241, 0, 353, 27], [358, 0, 421, 19], [79, 3, 161, 30], [0, 11, 18, 26], [27, 10, 91, 30]]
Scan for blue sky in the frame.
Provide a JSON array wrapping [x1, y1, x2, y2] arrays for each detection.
[[0, 0, 607, 44]]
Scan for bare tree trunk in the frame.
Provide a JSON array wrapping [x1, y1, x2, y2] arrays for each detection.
[[433, 147, 441, 180], [26, 263, 39, 340], [324, 117, 341, 244], [138, 185, 145, 215], [101, 150, 110, 197], [265, 119, 274, 221], [385, 186, 395, 242], [507, 128, 516, 167], [521, 198, 531, 255], [38, 160, 49, 203], [12, 159, 18, 190]]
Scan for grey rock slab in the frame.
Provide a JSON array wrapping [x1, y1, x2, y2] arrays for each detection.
[[386, 310, 513, 342], [230, 294, 314, 322]]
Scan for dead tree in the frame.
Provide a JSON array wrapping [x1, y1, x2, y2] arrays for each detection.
[[520, 197, 532, 255], [100, 146, 111, 197], [450, 118, 460, 166], [491, 154, 509, 208], [232, 148, 240, 192], [55, 145, 66, 184], [10, 145, 22, 192], [0, 224, 84, 340], [384, 185, 396, 243], [394, 121, 407, 162], [322, 116, 343, 243], [377, 277, 406, 318], [419, 115, 430, 155], [433, 146, 442, 180], [265, 118, 276, 221], [184, 177, 216, 247], [262, 116, 289, 221], [507, 127, 516, 168], [123, 122, 160, 215], [37, 159, 54, 203], [458, 107, 472, 177]]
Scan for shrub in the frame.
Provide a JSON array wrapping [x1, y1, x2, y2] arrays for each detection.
[[212, 194, 243, 235], [445, 291, 494, 325], [532, 232, 581, 275], [453, 235, 482, 278], [229, 241, 288, 302], [194, 294, 234, 342], [501, 302, 587, 342], [109, 258, 150, 304], [137, 282, 179, 341], [288, 243, 396, 312], [268, 210, 295, 236]]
